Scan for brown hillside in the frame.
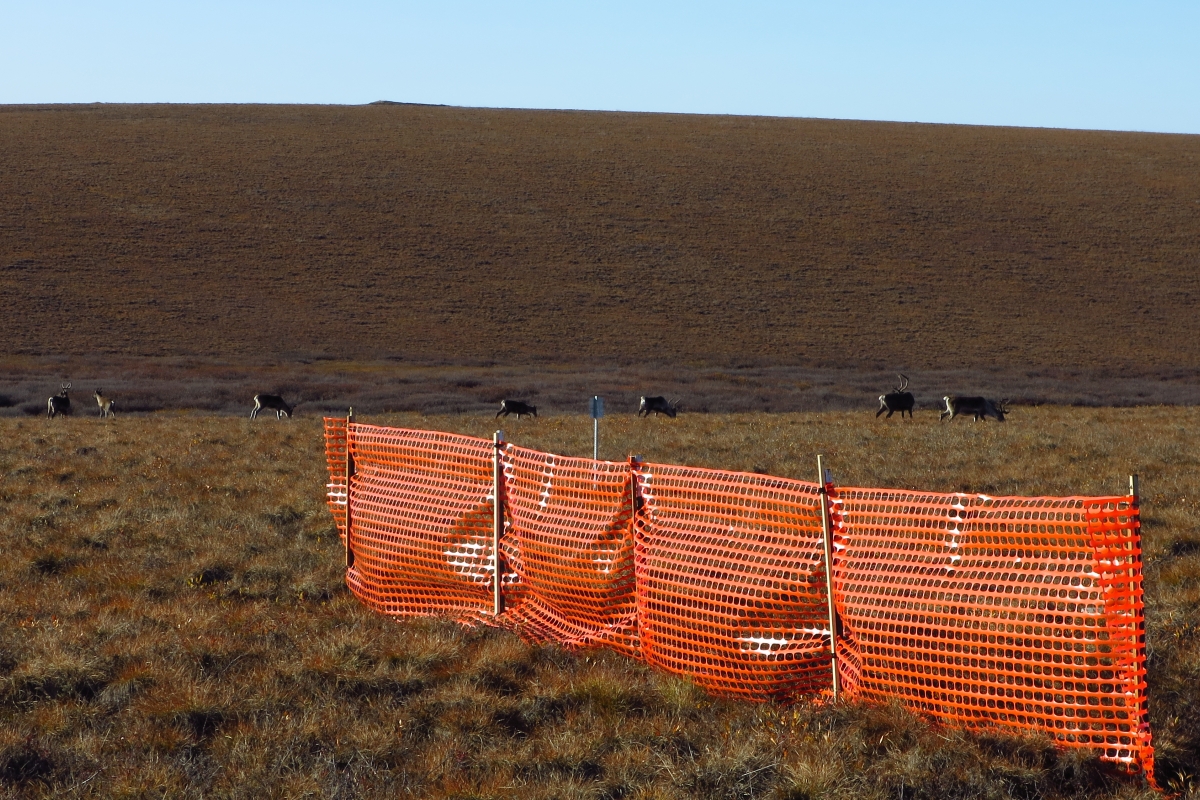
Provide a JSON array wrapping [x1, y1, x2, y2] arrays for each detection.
[[2, 104, 1198, 375]]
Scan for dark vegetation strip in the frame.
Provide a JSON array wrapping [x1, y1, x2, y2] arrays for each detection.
[[5, 357, 1200, 418]]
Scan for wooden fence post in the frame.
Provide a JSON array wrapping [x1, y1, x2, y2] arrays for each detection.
[[817, 454, 842, 700], [493, 430, 506, 616]]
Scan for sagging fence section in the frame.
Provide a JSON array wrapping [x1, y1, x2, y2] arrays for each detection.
[[323, 418, 1153, 778]]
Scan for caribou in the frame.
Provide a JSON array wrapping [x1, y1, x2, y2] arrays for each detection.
[[94, 389, 116, 419], [638, 396, 679, 418], [940, 396, 1008, 422], [47, 383, 72, 419], [876, 374, 915, 419], [250, 394, 294, 420], [496, 399, 537, 419]]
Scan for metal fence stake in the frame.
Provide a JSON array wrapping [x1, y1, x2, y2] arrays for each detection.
[[817, 454, 841, 701]]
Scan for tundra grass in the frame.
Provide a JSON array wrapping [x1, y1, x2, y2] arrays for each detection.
[[3, 105, 1199, 372], [1, 409, 1197, 798]]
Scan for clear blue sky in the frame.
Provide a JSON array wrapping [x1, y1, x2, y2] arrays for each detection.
[[4, 1, 1198, 134]]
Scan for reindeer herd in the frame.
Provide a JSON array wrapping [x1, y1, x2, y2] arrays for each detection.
[[38, 378, 1005, 422], [43, 384, 296, 421], [45, 384, 118, 420], [488, 389, 996, 423], [878, 374, 1009, 422]]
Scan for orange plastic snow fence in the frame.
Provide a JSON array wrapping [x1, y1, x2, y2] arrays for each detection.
[[322, 420, 1154, 779], [323, 417, 348, 541], [338, 423, 501, 623], [829, 488, 1153, 775], [498, 444, 640, 657], [632, 462, 832, 699]]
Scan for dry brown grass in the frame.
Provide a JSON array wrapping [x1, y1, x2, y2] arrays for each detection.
[[2, 408, 1197, 798], [2, 103, 1199, 374], [4, 103, 1200, 416]]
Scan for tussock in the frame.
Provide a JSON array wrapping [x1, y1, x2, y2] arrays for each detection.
[[0, 410, 1195, 797]]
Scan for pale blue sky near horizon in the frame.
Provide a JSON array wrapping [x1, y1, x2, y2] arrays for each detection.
[[2, 1, 1198, 134]]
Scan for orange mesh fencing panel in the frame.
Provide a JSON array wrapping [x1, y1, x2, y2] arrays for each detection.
[[323, 417, 349, 541], [633, 463, 833, 699], [830, 488, 1153, 773], [319, 424, 1156, 780], [499, 445, 639, 657], [345, 424, 499, 623]]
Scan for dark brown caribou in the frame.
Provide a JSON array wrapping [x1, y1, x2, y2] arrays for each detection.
[[876, 374, 915, 419], [638, 396, 679, 418], [250, 394, 294, 419], [940, 396, 1008, 422], [47, 383, 72, 419], [496, 399, 537, 419]]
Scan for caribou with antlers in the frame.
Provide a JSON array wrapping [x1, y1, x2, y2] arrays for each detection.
[[876, 374, 916, 419], [47, 383, 72, 419]]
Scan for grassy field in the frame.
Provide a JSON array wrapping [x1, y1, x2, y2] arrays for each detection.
[[5, 102, 1198, 797], [2, 408, 1197, 798]]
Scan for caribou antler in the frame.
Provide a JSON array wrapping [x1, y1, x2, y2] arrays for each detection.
[[895, 374, 908, 393]]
